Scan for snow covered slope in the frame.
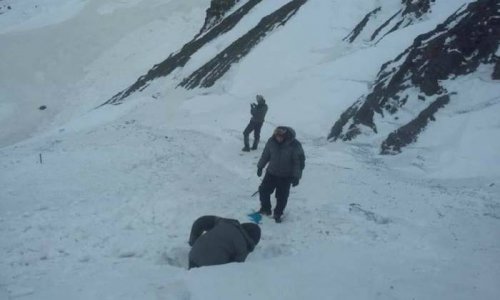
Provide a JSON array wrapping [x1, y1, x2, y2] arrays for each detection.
[[330, 0, 499, 156], [0, 0, 206, 147], [1, 0, 499, 299]]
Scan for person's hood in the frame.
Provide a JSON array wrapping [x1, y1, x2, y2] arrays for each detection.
[[285, 127, 296, 140], [241, 223, 261, 246], [274, 126, 296, 143], [221, 219, 259, 251], [240, 223, 260, 251]]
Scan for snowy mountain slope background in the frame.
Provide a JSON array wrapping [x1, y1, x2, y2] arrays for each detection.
[[330, 0, 499, 165], [1, 0, 499, 299]]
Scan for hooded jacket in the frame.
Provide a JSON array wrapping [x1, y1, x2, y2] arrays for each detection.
[[250, 101, 268, 123], [257, 126, 305, 180], [188, 216, 259, 267]]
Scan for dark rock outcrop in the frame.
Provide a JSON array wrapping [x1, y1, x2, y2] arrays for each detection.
[[370, 9, 402, 42], [380, 94, 450, 154], [344, 0, 436, 44], [343, 7, 381, 43], [179, 0, 308, 89], [372, 0, 435, 42], [197, 0, 240, 36], [99, 0, 262, 106], [329, 0, 499, 154], [401, 0, 434, 19]]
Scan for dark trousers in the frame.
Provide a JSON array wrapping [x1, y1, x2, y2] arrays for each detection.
[[259, 172, 292, 217], [243, 120, 263, 148]]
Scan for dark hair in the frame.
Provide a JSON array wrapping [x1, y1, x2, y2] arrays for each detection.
[[273, 126, 288, 137]]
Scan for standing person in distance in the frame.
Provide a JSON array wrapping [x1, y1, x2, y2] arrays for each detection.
[[242, 95, 268, 152], [256, 126, 305, 223]]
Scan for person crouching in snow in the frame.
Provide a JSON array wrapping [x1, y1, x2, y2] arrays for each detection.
[[188, 215, 261, 269]]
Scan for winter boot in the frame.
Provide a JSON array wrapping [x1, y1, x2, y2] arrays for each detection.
[[242, 134, 250, 152], [258, 208, 271, 216], [251, 138, 259, 150], [274, 215, 282, 223]]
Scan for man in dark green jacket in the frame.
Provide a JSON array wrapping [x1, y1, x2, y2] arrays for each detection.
[[188, 216, 261, 269], [256, 126, 305, 223], [242, 95, 268, 151]]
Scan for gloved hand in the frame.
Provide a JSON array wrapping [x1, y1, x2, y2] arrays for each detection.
[[291, 177, 299, 187], [257, 168, 263, 177]]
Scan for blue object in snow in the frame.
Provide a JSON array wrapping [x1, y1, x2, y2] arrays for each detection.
[[247, 211, 262, 224]]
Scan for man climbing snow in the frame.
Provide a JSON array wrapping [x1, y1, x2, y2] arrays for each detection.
[[256, 126, 305, 223], [242, 94, 268, 151], [188, 215, 261, 269]]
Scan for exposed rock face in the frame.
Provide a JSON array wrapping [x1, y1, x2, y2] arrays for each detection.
[[198, 0, 239, 36], [401, 0, 434, 19], [180, 0, 308, 89], [100, 0, 262, 106], [329, 0, 499, 154], [343, 7, 381, 43], [99, 0, 308, 106], [372, 0, 435, 42], [380, 94, 450, 154], [344, 0, 436, 43]]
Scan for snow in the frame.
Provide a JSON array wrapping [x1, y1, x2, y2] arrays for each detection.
[[391, 66, 500, 179], [0, 0, 206, 147], [0, 0, 86, 34], [1, 0, 499, 299]]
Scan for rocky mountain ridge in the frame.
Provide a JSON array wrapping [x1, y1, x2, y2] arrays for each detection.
[[344, 0, 436, 44], [97, 0, 498, 155], [330, 0, 499, 154], [100, 0, 308, 106]]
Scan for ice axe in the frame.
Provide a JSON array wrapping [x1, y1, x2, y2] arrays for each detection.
[[251, 174, 263, 197], [251, 180, 261, 197]]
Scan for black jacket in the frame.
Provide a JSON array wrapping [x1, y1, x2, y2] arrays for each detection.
[[188, 216, 257, 267], [250, 102, 268, 123], [257, 127, 305, 180]]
